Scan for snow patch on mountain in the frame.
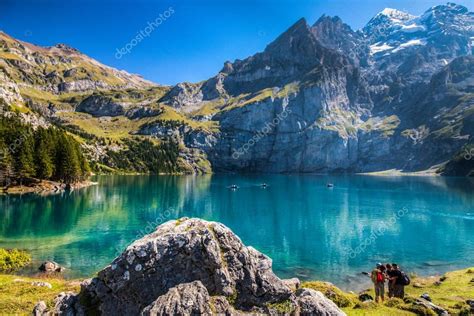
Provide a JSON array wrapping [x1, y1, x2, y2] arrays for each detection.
[[370, 42, 394, 55], [392, 39, 427, 53], [400, 23, 425, 33]]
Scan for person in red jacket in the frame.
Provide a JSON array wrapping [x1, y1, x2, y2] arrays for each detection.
[[371, 263, 386, 303]]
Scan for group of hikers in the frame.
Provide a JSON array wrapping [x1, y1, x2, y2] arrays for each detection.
[[371, 263, 410, 302]]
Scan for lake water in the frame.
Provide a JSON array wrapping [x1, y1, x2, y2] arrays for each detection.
[[1, 175, 473, 291]]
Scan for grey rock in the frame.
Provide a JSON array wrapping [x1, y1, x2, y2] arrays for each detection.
[[76, 95, 127, 117], [421, 293, 431, 301], [33, 218, 347, 316], [466, 299, 474, 312], [33, 301, 47, 316], [295, 288, 346, 315], [282, 278, 301, 292], [414, 297, 449, 316], [358, 293, 373, 302], [43, 292, 85, 316], [53, 218, 293, 315], [31, 281, 52, 289], [39, 260, 64, 273], [141, 281, 235, 316]]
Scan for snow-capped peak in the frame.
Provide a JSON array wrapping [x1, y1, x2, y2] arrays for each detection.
[[377, 8, 416, 22]]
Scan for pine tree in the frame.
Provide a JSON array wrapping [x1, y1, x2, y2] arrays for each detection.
[[15, 133, 35, 180], [35, 128, 54, 179], [54, 134, 81, 184], [0, 140, 14, 187]]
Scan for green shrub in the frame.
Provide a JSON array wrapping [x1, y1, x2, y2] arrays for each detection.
[[353, 301, 378, 310], [0, 248, 31, 272], [384, 297, 404, 308]]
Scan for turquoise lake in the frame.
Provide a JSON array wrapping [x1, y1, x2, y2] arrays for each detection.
[[1, 175, 473, 290]]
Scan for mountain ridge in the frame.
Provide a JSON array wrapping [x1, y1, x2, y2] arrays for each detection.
[[0, 2, 473, 176]]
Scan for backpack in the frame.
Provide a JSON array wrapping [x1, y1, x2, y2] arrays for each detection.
[[376, 271, 384, 283], [400, 271, 410, 285]]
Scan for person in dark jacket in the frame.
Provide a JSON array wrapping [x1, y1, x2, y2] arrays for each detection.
[[385, 263, 396, 298], [391, 263, 405, 298]]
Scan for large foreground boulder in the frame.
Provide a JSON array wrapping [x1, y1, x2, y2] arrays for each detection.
[[35, 218, 345, 315]]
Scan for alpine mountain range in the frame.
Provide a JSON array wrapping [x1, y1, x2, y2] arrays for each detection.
[[1, 2, 473, 175]]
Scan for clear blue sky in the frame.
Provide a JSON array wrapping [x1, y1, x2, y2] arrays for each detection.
[[1, 0, 472, 85]]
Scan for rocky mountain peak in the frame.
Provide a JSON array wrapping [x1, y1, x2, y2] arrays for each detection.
[[264, 18, 315, 56], [420, 2, 474, 36], [311, 14, 368, 65], [52, 43, 80, 54]]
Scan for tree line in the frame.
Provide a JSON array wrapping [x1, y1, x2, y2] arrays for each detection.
[[0, 115, 90, 186], [103, 137, 181, 174]]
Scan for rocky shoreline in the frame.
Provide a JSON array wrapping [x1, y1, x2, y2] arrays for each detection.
[[1, 179, 97, 196]]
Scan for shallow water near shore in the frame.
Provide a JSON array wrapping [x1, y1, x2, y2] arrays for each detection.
[[1, 174, 473, 291]]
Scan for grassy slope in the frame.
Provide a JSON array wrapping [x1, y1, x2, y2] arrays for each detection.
[[305, 266, 474, 315], [1, 267, 473, 315], [0, 274, 80, 315]]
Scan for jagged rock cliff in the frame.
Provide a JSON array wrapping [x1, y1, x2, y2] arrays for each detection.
[[34, 218, 346, 315], [159, 3, 473, 174]]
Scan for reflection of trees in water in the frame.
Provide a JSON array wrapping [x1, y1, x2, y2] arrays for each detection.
[[0, 174, 473, 283], [0, 175, 213, 241], [0, 190, 91, 237]]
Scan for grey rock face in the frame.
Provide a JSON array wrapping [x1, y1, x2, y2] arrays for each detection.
[[58, 80, 110, 93], [282, 278, 301, 292], [76, 95, 127, 117], [35, 218, 346, 316], [141, 281, 234, 316], [176, 4, 473, 174]]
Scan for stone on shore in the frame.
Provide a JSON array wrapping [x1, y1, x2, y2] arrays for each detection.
[[39, 261, 65, 273], [414, 297, 449, 316]]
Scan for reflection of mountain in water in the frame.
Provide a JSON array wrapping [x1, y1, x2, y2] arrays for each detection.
[[0, 174, 473, 288]]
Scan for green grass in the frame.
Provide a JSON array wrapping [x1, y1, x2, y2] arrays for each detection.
[[360, 115, 401, 137], [341, 267, 474, 315], [0, 267, 473, 315], [56, 112, 156, 141], [156, 105, 219, 132], [0, 51, 23, 61], [0, 274, 80, 315], [0, 249, 31, 273]]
